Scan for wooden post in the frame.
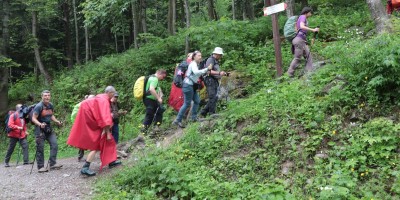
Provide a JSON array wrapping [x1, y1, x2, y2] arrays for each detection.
[[265, 0, 283, 77]]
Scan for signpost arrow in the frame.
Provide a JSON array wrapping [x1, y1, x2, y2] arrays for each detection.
[[264, 2, 287, 16]]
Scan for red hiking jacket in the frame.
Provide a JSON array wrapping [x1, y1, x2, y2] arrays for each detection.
[[7, 113, 28, 139]]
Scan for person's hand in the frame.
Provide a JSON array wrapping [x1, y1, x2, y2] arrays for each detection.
[[220, 71, 227, 76], [56, 120, 63, 127], [157, 97, 163, 104], [39, 123, 46, 129], [207, 64, 213, 70], [107, 132, 112, 140], [313, 27, 320, 32], [26, 132, 29, 136], [18, 126, 23, 130], [119, 110, 128, 115]]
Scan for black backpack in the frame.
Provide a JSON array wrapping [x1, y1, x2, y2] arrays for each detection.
[[4, 111, 17, 133], [173, 61, 189, 88], [25, 104, 38, 125]]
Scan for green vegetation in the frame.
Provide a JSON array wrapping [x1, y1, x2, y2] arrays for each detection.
[[3, 0, 400, 199]]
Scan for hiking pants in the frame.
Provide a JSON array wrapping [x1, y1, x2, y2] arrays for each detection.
[[176, 83, 201, 122], [201, 77, 219, 116], [287, 36, 313, 77], [143, 98, 163, 126], [34, 126, 58, 169], [111, 123, 119, 144], [4, 137, 29, 164]]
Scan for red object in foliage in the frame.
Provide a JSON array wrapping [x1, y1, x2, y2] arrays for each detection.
[[168, 67, 185, 112], [388, 0, 400, 14]]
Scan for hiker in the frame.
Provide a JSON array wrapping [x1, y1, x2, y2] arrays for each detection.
[[173, 51, 213, 128], [287, 7, 320, 78], [71, 94, 95, 161], [168, 53, 193, 112], [31, 90, 63, 173], [110, 92, 127, 144], [4, 104, 31, 167], [141, 69, 167, 132], [67, 86, 121, 176], [200, 47, 228, 118]]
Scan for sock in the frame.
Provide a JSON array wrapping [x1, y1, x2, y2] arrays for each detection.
[[83, 161, 91, 168]]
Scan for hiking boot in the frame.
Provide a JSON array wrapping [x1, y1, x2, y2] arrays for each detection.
[[5, 163, 10, 167], [78, 149, 84, 161], [172, 120, 185, 128], [50, 164, 63, 170], [108, 160, 122, 169], [38, 167, 49, 173], [191, 117, 206, 123], [23, 161, 34, 165], [80, 167, 96, 176], [210, 113, 221, 118]]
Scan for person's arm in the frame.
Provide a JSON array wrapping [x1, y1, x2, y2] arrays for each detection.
[[102, 125, 112, 139], [32, 112, 46, 129], [300, 21, 319, 33], [149, 79, 162, 104], [8, 114, 22, 130], [51, 115, 62, 126], [191, 62, 208, 75]]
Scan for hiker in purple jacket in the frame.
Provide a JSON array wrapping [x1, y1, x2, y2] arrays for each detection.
[[287, 7, 320, 78]]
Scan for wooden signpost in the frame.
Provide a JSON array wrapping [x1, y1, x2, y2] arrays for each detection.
[[264, 0, 286, 77]]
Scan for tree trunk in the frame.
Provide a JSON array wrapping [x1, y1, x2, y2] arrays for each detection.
[[72, 0, 80, 65], [131, 0, 139, 49], [366, 0, 389, 34], [85, 25, 89, 62], [62, 0, 73, 68], [232, 0, 236, 20], [300, 0, 308, 8], [243, 0, 254, 20], [208, 0, 218, 20], [0, 0, 10, 113], [286, 0, 295, 17], [140, 0, 147, 33], [168, 0, 176, 35], [32, 11, 51, 85], [184, 0, 190, 54]]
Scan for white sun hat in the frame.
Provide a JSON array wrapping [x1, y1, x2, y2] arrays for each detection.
[[212, 47, 224, 55]]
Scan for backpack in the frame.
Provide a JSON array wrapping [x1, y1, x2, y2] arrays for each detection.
[[27, 104, 38, 124], [284, 15, 299, 43], [4, 111, 16, 133], [133, 76, 153, 100], [173, 61, 189, 88]]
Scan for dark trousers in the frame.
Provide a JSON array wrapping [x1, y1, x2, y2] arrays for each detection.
[[112, 123, 119, 144], [201, 77, 219, 116], [34, 126, 58, 169], [143, 98, 163, 126], [4, 137, 29, 164]]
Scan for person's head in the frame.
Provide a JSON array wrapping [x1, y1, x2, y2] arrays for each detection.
[[301, 7, 313, 17], [192, 50, 202, 63], [85, 94, 95, 100], [41, 90, 51, 104], [105, 86, 117, 99], [15, 104, 23, 112], [186, 52, 193, 63], [111, 92, 119, 103], [212, 47, 224, 60], [155, 69, 167, 80]]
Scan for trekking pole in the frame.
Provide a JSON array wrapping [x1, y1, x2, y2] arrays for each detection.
[[30, 146, 37, 174], [306, 26, 319, 63]]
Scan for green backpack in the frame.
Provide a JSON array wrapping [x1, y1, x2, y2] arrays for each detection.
[[284, 16, 299, 43]]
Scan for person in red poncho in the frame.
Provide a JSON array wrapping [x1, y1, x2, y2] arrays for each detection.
[[67, 86, 121, 176]]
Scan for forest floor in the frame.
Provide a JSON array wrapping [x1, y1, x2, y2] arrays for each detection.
[[0, 128, 184, 200]]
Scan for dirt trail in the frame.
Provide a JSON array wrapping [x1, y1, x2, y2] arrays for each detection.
[[0, 127, 187, 200], [0, 156, 111, 200]]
